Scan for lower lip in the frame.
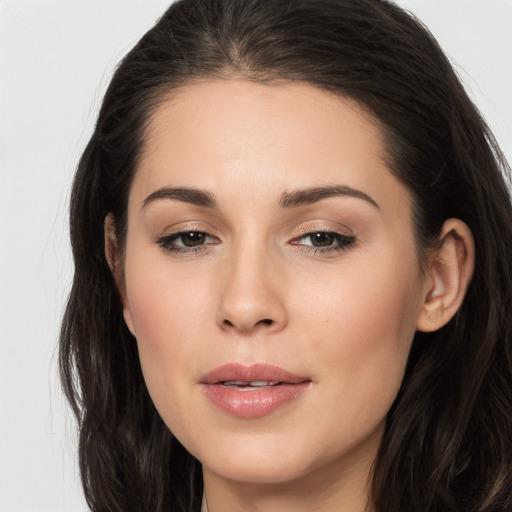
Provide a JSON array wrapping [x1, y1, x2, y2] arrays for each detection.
[[202, 382, 311, 418]]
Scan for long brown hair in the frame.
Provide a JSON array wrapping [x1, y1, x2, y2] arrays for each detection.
[[60, 1, 512, 510]]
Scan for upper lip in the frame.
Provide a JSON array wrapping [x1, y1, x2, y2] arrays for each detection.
[[200, 363, 309, 384]]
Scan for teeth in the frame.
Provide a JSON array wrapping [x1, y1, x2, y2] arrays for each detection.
[[222, 381, 280, 387], [250, 381, 278, 387]]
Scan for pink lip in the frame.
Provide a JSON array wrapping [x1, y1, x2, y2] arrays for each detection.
[[200, 363, 311, 419]]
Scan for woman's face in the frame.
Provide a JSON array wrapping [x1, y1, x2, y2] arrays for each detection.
[[118, 79, 430, 486]]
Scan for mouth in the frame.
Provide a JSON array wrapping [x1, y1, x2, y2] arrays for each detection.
[[200, 363, 311, 418], [220, 380, 283, 389], [200, 362, 309, 385]]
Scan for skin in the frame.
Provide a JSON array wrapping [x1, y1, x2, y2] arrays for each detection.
[[105, 79, 474, 512]]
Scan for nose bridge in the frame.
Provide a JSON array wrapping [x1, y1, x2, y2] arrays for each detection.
[[216, 232, 287, 334]]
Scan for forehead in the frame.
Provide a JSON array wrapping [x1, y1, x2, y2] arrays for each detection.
[[132, 79, 410, 217]]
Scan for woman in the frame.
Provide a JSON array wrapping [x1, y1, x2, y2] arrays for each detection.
[[59, 0, 512, 510]]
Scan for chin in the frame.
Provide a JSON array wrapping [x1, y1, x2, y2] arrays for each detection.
[[194, 430, 337, 485], [206, 455, 314, 485], [191, 416, 386, 489]]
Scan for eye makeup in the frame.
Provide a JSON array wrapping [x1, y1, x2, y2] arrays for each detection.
[[156, 229, 220, 254], [290, 230, 356, 254], [155, 226, 356, 256]]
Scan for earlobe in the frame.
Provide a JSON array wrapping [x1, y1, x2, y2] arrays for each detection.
[[104, 214, 136, 336], [416, 219, 475, 333]]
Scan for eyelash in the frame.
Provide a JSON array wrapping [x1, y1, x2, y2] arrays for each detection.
[[156, 231, 220, 254], [156, 229, 356, 255], [290, 231, 356, 254]]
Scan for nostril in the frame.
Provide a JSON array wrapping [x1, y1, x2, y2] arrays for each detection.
[[220, 318, 274, 330]]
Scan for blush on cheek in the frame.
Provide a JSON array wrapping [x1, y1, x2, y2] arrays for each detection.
[[127, 269, 210, 368], [304, 264, 419, 406]]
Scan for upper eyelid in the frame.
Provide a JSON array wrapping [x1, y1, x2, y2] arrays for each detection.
[[168, 231, 216, 241], [292, 224, 353, 238], [155, 219, 355, 240], [158, 222, 220, 237], [167, 229, 218, 238], [160, 227, 351, 238]]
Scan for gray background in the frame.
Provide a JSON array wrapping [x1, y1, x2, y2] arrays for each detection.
[[1, 1, 511, 510]]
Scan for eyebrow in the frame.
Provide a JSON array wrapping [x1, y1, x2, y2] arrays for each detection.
[[142, 187, 217, 209], [141, 184, 379, 210], [279, 185, 379, 209]]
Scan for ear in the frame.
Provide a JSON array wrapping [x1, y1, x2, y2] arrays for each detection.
[[416, 218, 475, 332], [104, 214, 136, 336]]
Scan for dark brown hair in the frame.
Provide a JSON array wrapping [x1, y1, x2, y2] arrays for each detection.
[[60, 1, 512, 510]]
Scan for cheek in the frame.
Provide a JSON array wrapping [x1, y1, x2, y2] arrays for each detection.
[[127, 271, 207, 348], [123, 232, 215, 344], [122, 254, 214, 413], [295, 256, 421, 413]]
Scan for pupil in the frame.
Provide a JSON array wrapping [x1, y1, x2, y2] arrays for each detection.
[[182, 232, 205, 247], [311, 232, 335, 247]]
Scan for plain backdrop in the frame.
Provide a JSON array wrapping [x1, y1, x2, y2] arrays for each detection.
[[0, 1, 510, 510]]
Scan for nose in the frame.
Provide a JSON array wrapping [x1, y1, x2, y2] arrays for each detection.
[[216, 246, 288, 335]]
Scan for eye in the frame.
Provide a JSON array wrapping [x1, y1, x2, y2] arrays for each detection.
[[291, 230, 356, 253], [157, 230, 219, 253], [305, 232, 338, 247], [173, 231, 209, 247]]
